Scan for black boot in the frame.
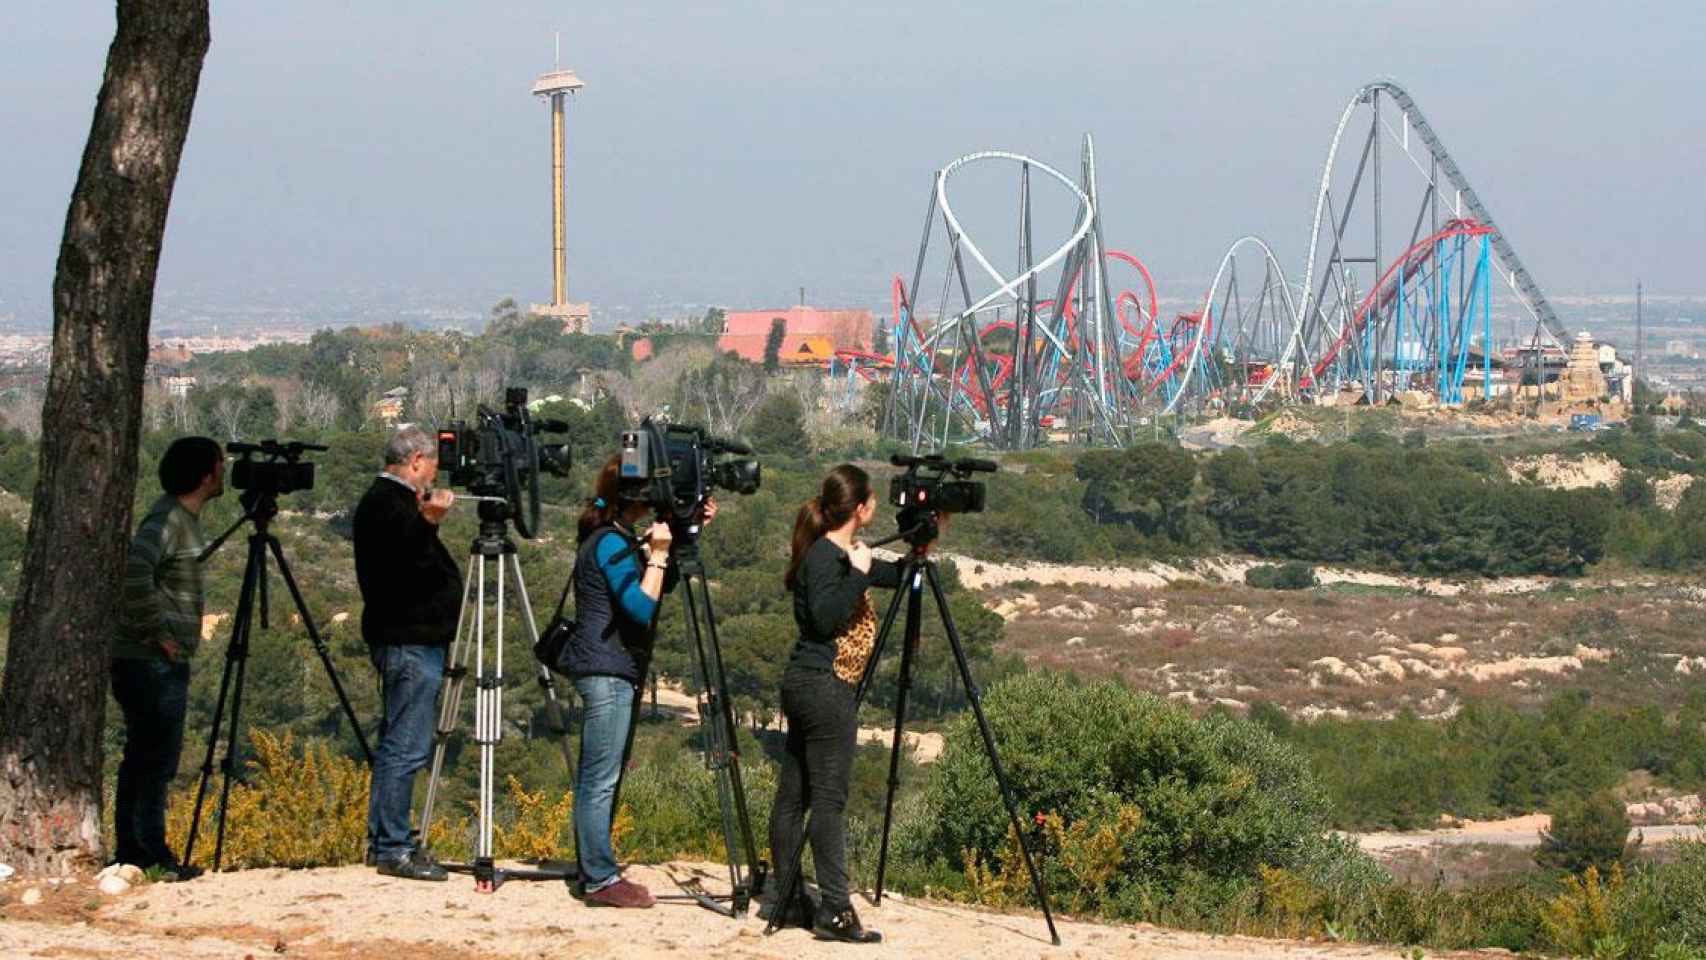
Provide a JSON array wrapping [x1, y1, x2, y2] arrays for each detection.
[[813, 903, 882, 944], [760, 887, 819, 928]]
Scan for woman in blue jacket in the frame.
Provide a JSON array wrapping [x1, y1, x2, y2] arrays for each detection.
[[562, 454, 714, 908]]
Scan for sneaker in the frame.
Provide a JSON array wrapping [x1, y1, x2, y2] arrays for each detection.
[[813, 904, 882, 944], [584, 878, 655, 909], [376, 850, 448, 882]]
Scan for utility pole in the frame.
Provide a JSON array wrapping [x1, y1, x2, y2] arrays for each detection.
[[1635, 280, 1644, 409]]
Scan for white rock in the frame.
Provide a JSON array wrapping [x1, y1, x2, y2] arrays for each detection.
[[1263, 609, 1300, 629], [20, 887, 42, 905], [1065, 636, 1085, 647], [97, 874, 130, 896], [0, 863, 13, 881]]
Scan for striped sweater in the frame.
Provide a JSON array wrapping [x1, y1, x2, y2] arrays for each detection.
[[113, 494, 207, 661]]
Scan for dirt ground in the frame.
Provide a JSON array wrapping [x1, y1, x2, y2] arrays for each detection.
[[0, 862, 1514, 959]]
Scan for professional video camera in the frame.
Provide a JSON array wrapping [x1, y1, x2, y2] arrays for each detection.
[[618, 417, 760, 524], [229, 439, 326, 498], [887, 452, 996, 546], [436, 387, 571, 538]]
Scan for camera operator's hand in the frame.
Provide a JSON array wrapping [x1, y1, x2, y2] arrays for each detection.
[[847, 541, 874, 574], [702, 496, 719, 526], [157, 637, 181, 663], [420, 487, 455, 526], [645, 519, 674, 558]]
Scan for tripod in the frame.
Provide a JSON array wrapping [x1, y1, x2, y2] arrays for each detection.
[[417, 501, 580, 892], [182, 488, 374, 871], [646, 530, 767, 916], [764, 516, 1060, 945]]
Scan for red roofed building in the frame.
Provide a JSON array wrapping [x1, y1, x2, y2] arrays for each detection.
[[717, 306, 873, 366]]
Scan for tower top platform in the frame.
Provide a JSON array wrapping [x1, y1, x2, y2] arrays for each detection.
[[532, 69, 585, 97]]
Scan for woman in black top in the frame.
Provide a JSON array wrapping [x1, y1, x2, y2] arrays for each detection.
[[767, 464, 900, 944]]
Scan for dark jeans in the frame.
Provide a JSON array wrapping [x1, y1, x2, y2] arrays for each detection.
[[769, 664, 859, 911], [573, 675, 639, 890], [111, 657, 191, 868], [367, 644, 444, 861]]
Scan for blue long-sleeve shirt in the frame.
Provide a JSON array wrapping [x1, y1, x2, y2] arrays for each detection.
[[595, 529, 657, 625]]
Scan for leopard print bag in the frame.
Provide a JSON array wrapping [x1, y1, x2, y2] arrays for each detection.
[[831, 591, 879, 685]]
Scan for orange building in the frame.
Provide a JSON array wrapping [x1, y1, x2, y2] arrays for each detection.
[[716, 306, 873, 366]]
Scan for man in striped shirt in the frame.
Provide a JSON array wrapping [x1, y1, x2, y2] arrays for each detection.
[[111, 436, 225, 879]]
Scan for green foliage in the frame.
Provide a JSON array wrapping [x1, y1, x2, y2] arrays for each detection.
[[907, 674, 1329, 913], [1204, 441, 1609, 576], [1539, 791, 1636, 875], [763, 317, 786, 372], [747, 391, 810, 458], [0, 427, 38, 495], [1074, 442, 1197, 541], [1244, 562, 1316, 590]]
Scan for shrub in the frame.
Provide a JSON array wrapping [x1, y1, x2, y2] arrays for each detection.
[[1539, 790, 1635, 875], [904, 674, 1330, 918], [1245, 562, 1317, 590]]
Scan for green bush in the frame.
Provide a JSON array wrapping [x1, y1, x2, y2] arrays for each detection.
[[1538, 790, 1635, 874], [904, 674, 1330, 916], [1245, 562, 1317, 590]]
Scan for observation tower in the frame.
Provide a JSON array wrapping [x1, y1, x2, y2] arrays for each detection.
[[530, 48, 590, 333]]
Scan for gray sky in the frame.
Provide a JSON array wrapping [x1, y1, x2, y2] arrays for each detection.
[[2, 0, 1702, 327]]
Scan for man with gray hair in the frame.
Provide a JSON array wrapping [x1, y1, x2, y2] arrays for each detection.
[[353, 425, 459, 880]]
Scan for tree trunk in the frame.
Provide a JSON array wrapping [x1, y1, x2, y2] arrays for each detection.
[[0, 0, 209, 875]]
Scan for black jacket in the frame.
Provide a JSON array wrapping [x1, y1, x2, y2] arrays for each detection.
[[353, 476, 462, 648], [789, 536, 902, 673]]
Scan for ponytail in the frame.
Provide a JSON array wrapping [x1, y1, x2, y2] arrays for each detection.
[[783, 464, 872, 591], [784, 497, 830, 591]]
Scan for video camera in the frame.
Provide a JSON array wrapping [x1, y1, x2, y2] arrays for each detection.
[[229, 439, 326, 498], [437, 387, 571, 538], [618, 417, 760, 525], [888, 452, 996, 546]]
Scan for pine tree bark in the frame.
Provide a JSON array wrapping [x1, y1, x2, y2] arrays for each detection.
[[0, 0, 209, 875]]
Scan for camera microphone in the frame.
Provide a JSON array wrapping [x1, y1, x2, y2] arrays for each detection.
[[956, 458, 999, 473], [533, 418, 571, 433], [715, 438, 754, 456]]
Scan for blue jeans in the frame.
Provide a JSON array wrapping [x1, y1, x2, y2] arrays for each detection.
[[111, 657, 191, 867], [573, 675, 639, 890], [367, 644, 445, 861]]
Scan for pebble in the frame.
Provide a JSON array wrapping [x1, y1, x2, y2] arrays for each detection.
[[98, 874, 131, 896], [20, 887, 42, 905]]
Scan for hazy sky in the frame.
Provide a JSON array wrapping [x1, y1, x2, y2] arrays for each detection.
[[2, 1, 1702, 325]]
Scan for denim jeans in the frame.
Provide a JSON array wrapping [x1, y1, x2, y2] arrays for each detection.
[[367, 644, 445, 861], [769, 664, 860, 911], [573, 675, 639, 890], [111, 657, 192, 868]]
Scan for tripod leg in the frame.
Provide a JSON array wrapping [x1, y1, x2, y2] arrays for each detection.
[[181, 545, 260, 868], [212, 534, 267, 871], [853, 565, 912, 705], [872, 563, 924, 904], [924, 563, 1060, 946], [418, 558, 479, 853], [505, 554, 576, 777], [679, 566, 756, 913], [265, 537, 373, 762]]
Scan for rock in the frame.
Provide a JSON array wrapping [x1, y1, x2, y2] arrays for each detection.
[[0, 863, 13, 881], [98, 874, 131, 896], [1437, 632, 1460, 644], [1065, 636, 1085, 647], [21, 887, 42, 905], [1427, 646, 1469, 663], [331, 611, 350, 624], [1263, 609, 1300, 629]]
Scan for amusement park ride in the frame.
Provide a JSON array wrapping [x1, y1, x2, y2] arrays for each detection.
[[847, 79, 1571, 451]]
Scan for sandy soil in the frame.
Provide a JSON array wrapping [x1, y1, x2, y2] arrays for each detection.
[[0, 863, 1512, 959], [1355, 814, 1706, 853], [938, 549, 1546, 598]]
